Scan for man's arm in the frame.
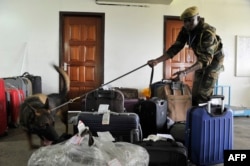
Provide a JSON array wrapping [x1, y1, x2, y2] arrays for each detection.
[[147, 54, 170, 67], [185, 61, 203, 74], [147, 27, 187, 68], [173, 61, 203, 80]]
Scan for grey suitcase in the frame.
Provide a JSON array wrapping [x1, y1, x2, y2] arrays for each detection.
[[4, 77, 32, 97], [22, 72, 42, 94], [135, 97, 168, 138]]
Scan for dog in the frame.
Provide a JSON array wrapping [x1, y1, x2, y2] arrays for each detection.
[[20, 64, 70, 149]]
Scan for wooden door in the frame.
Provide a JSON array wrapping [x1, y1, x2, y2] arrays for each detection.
[[163, 18, 196, 89], [60, 13, 104, 110]]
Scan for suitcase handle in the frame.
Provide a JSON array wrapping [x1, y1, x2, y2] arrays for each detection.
[[208, 95, 224, 100], [94, 89, 115, 99], [22, 72, 31, 77], [151, 97, 166, 106], [208, 95, 225, 113]]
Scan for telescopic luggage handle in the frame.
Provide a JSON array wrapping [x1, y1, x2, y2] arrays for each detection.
[[207, 95, 225, 113]]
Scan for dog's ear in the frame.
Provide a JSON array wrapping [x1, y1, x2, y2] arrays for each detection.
[[44, 98, 49, 108], [44, 98, 51, 113], [27, 103, 41, 116]]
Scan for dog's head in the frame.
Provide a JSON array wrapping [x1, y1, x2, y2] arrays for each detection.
[[20, 98, 59, 144]]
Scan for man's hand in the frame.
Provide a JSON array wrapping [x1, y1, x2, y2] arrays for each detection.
[[147, 59, 158, 68], [172, 70, 186, 81]]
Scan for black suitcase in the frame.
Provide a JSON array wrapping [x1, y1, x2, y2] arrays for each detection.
[[73, 111, 142, 143], [168, 121, 186, 144], [150, 80, 171, 98], [114, 87, 139, 99], [82, 88, 125, 113], [135, 97, 167, 138], [136, 139, 188, 166], [22, 72, 42, 94], [113, 87, 139, 112]]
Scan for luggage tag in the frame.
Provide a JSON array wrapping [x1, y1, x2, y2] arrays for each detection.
[[98, 104, 109, 113], [102, 110, 110, 125], [143, 134, 174, 142]]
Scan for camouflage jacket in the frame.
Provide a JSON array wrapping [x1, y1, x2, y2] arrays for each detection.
[[165, 18, 224, 71]]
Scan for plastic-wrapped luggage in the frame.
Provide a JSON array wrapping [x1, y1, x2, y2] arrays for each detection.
[[28, 123, 149, 166]]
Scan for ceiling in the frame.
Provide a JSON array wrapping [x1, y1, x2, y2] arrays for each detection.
[[96, 0, 173, 5]]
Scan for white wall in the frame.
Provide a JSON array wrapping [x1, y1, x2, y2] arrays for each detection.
[[1, 0, 250, 107]]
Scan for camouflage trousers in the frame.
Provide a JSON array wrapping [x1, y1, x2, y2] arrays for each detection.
[[192, 64, 224, 106], [191, 49, 225, 106]]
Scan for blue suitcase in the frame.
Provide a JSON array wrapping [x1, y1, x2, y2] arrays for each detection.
[[73, 111, 142, 143], [185, 95, 233, 165]]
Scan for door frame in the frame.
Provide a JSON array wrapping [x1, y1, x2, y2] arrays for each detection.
[[163, 15, 196, 88], [163, 16, 180, 78], [59, 11, 105, 93]]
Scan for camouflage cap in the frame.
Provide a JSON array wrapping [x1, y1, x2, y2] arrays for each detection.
[[180, 6, 199, 20]]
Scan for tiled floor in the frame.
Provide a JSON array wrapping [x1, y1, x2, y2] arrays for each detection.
[[0, 116, 249, 166]]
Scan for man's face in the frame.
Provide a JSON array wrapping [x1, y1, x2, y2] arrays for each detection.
[[183, 15, 199, 32]]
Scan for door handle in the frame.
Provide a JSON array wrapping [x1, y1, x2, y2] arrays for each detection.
[[63, 62, 68, 71]]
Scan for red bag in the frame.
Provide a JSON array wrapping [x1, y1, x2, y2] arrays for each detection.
[[0, 78, 8, 135], [5, 88, 25, 127]]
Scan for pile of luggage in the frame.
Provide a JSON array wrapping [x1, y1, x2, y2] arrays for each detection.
[[142, 79, 233, 165], [69, 80, 234, 165], [0, 73, 41, 135], [22, 76, 233, 165], [66, 87, 189, 165]]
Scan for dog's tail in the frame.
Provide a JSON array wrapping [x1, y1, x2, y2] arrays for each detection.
[[52, 64, 70, 97]]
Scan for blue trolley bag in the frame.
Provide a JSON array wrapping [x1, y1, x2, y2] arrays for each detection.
[[73, 111, 142, 143], [185, 95, 233, 166]]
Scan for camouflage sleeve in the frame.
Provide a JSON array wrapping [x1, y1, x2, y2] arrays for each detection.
[[165, 28, 187, 58], [196, 30, 219, 67]]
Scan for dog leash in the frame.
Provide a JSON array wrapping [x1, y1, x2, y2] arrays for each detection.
[[51, 63, 148, 112], [102, 63, 148, 86]]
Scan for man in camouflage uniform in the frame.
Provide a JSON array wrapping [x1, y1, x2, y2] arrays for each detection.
[[148, 6, 224, 106]]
